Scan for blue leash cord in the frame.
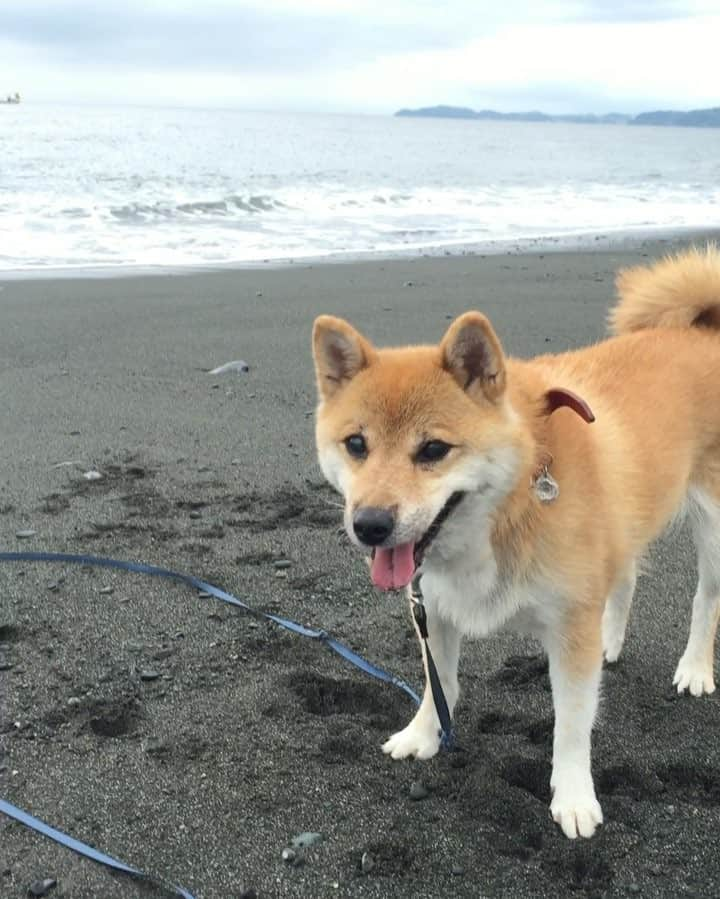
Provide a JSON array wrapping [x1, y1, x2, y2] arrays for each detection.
[[0, 550, 423, 898], [0, 797, 195, 899]]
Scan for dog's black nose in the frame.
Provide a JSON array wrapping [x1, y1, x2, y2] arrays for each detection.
[[353, 507, 395, 546]]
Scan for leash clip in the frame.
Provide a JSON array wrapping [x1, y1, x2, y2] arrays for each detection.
[[411, 600, 429, 640], [410, 574, 429, 638]]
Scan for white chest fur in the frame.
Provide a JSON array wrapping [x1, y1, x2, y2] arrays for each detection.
[[420, 557, 546, 637], [418, 496, 555, 639]]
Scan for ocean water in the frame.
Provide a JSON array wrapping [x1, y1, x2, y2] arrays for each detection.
[[1, 103, 719, 273]]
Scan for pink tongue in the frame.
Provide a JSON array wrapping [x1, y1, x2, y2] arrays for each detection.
[[370, 542, 416, 591]]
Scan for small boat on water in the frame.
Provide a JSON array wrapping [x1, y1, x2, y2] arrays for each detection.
[[3, 92, 21, 105]]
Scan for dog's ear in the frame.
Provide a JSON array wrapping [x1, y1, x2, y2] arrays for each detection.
[[441, 311, 506, 403], [312, 315, 375, 401]]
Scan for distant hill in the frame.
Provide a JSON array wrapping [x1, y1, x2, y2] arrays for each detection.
[[398, 104, 479, 119], [630, 107, 720, 127], [395, 105, 720, 127]]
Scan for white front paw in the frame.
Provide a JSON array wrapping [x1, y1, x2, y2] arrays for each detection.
[[382, 715, 441, 760], [673, 654, 716, 696], [550, 772, 603, 839], [602, 610, 626, 663], [602, 633, 624, 664]]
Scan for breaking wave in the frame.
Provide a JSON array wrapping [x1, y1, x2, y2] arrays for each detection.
[[109, 194, 288, 221]]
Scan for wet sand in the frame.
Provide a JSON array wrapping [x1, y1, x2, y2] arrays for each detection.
[[2, 234, 720, 898]]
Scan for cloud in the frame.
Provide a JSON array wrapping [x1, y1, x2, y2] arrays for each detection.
[[10, 0, 714, 74], [1, 1, 465, 74], [2, 1, 719, 112], [569, 0, 718, 23]]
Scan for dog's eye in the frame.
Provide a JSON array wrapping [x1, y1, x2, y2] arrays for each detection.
[[416, 440, 452, 464], [344, 434, 368, 459]]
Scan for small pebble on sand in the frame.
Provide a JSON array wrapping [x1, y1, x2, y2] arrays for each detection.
[[28, 880, 57, 897], [409, 780, 429, 801], [291, 832, 323, 850], [208, 360, 250, 375], [140, 669, 160, 681]]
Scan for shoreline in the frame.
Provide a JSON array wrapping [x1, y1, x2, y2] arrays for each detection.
[[2, 223, 718, 282]]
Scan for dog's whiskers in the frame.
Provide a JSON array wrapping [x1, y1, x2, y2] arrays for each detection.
[[320, 498, 345, 510]]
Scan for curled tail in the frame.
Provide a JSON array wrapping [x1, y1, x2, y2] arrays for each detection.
[[610, 243, 720, 335]]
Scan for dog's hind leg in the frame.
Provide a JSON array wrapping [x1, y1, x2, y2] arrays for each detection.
[[602, 562, 637, 663], [382, 597, 461, 761], [673, 488, 720, 696]]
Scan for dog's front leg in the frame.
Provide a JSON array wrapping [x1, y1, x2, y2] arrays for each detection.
[[382, 595, 461, 760], [544, 622, 604, 839]]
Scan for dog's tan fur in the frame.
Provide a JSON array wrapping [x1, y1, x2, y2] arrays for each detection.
[[312, 245, 720, 838]]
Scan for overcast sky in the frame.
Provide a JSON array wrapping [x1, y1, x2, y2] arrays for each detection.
[[3, 0, 719, 114]]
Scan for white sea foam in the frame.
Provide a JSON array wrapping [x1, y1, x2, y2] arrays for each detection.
[[1, 104, 718, 273]]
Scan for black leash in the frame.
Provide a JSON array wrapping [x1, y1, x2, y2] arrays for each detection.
[[410, 574, 457, 751], [413, 490, 465, 566]]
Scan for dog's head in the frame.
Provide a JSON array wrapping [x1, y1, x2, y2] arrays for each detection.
[[312, 312, 529, 590]]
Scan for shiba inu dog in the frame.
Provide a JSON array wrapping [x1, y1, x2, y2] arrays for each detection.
[[311, 245, 720, 839]]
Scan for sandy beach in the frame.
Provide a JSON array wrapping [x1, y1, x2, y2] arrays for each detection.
[[3, 234, 720, 898]]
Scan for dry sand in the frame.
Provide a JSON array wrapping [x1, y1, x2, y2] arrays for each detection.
[[2, 235, 720, 898]]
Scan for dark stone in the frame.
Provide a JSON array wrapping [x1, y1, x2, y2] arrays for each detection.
[[409, 780, 429, 801], [140, 669, 161, 681], [281, 847, 304, 867], [28, 879, 57, 897], [144, 736, 170, 756]]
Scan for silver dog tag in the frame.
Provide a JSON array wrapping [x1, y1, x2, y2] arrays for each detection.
[[534, 467, 559, 503]]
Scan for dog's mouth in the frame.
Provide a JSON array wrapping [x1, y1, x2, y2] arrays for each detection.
[[369, 491, 465, 591]]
